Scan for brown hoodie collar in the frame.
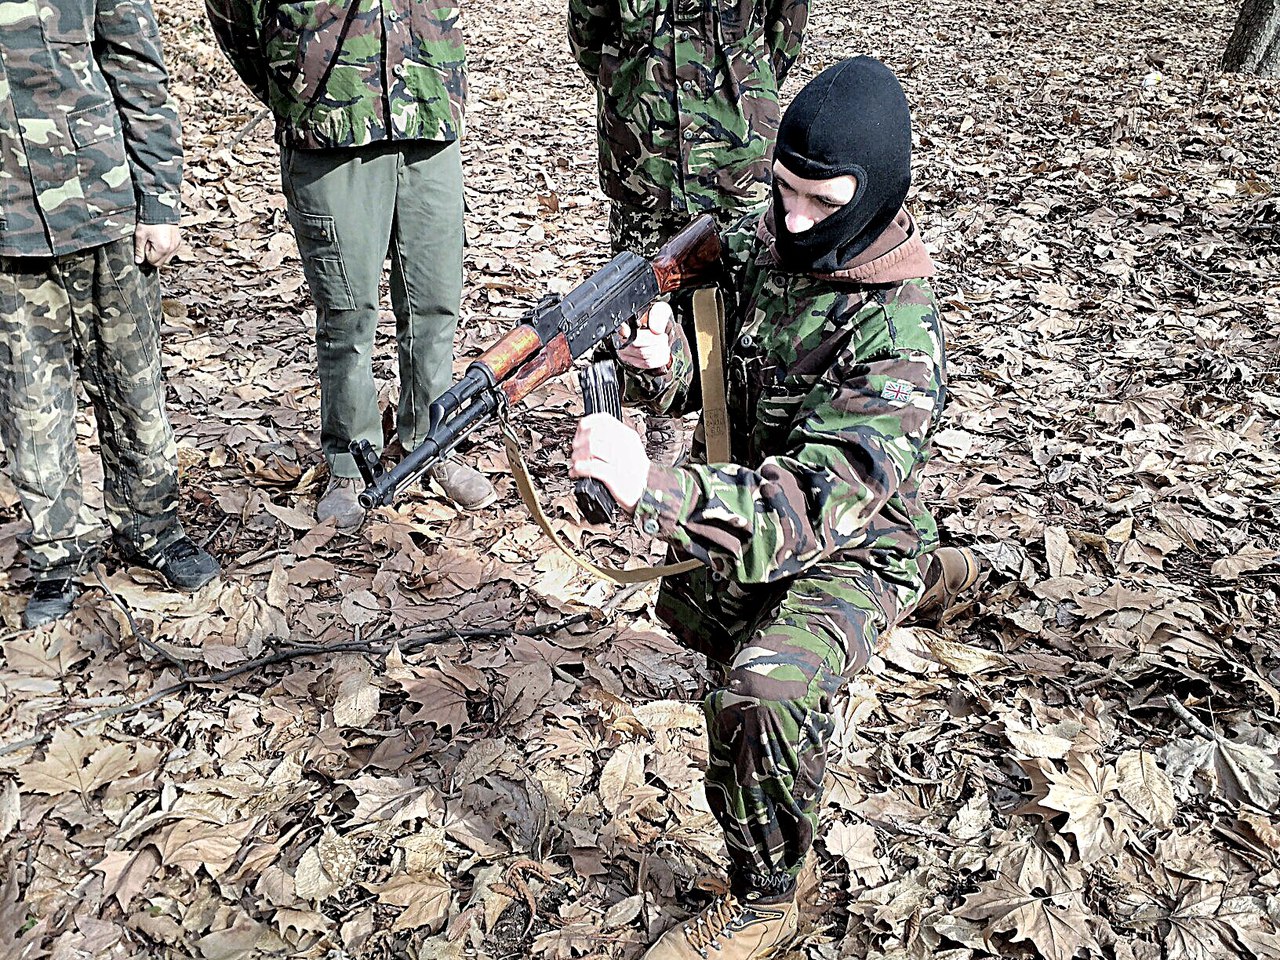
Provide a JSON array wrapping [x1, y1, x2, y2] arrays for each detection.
[[757, 207, 936, 284]]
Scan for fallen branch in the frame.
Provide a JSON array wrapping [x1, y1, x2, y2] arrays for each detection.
[[228, 106, 272, 150], [1165, 695, 1221, 741], [0, 610, 592, 758]]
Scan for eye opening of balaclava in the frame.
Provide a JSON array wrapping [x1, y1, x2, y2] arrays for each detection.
[[772, 56, 913, 274]]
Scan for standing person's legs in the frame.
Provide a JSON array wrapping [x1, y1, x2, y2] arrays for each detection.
[[63, 240, 180, 558], [389, 138, 493, 508], [0, 257, 104, 588], [282, 143, 397, 482], [64, 239, 220, 590], [388, 138, 463, 447]]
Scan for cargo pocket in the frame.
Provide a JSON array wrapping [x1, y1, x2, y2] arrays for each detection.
[[289, 210, 356, 311], [68, 101, 131, 218]]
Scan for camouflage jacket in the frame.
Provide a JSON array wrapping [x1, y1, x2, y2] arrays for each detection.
[[567, 0, 807, 217], [205, 0, 465, 150], [625, 212, 945, 630], [0, 0, 182, 257]]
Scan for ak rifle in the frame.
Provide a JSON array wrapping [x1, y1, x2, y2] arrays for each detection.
[[351, 214, 722, 511]]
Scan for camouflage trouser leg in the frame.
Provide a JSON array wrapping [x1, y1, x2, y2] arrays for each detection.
[[608, 200, 764, 258], [0, 238, 183, 580], [703, 562, 921, 887], [608, 202, 696, 258]]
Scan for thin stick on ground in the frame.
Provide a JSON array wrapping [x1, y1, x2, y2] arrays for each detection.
[[0, 610, 594, 758]]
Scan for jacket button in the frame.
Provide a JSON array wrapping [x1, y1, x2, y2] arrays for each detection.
[[681, 80, 693, 92], [393, 64, 407, 78], [739, 334, 754, 349], [642, 518, 659, 535]]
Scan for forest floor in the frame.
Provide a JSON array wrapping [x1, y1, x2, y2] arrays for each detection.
[[1, 0, 1278, 958]]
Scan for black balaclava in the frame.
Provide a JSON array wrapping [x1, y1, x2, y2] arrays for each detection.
[[772, 56, 913, 273]]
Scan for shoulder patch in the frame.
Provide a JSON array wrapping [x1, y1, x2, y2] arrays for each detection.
[[880, 379, 914, 404]]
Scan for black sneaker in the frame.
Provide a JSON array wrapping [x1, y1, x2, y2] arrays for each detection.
[[150, 537, 221, 591], [22, 579, 81, 629]]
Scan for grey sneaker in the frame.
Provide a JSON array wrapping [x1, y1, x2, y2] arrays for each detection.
[[151, 537, 221, 591], [22, 578, 80, 629], [317, 477, 365, 529], [428, 460, 496, 510]]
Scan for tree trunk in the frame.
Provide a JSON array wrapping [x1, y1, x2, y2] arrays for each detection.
[[1223, 0, 1280, 77]]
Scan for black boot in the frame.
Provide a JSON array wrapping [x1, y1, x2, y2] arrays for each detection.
[[22, 579, 81, 629], [150, 537, 221, 591]]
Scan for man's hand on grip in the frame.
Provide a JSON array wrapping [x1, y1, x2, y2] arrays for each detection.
[[617, 300, 674, 371]]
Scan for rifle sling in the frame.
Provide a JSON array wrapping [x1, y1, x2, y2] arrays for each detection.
[[501, 285, 730, 584]]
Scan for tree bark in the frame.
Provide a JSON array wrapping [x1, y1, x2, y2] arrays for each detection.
[[1223, 0, 1280, 77]]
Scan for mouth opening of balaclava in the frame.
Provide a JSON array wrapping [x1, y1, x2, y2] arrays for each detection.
[[772, 56, 913, 274]]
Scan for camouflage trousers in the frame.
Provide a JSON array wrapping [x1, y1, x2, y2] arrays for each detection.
[[661, 556, 925, 887], [0, 237, 184, 580]]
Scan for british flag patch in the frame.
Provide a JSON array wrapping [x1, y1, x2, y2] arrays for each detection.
[[880, 379, 914, 404]]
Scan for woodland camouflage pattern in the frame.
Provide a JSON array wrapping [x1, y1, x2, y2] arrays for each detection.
[[0, 0, 183, 257], [0, 238, 185, 579], [206, 0, 466, 149], [623, 217, 946, 882], [568, 0, 807, 220], [608, 202, 701, 259]]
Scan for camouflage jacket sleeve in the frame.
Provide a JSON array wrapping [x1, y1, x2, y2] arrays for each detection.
[[566, 0, 614, 80], [204, 0, 270, 103], [764, 0, 808, 85], [95, 0, 183, 224], [632, 299, 945, 584], [619, 318, 700, 415]]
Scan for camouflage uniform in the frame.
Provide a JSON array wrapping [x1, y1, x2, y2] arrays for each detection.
[[0, 0, 188, 578], [622, 216, 946, 888], [568, 0, 807, 256], [204, 0, 465, 150], [206, 0, 471, 479]]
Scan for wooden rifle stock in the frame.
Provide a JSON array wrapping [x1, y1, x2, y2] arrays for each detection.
[[652, 214, 722, 294]]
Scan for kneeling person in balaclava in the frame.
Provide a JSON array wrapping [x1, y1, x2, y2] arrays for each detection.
[[569, 56, 981, 958]]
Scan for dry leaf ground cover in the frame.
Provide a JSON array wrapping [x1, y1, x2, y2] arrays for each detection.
[[1, 0, 1278, 957]]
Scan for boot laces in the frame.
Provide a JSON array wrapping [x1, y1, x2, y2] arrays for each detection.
[[162, 538, 200, 563], [685, 893, 745, 953]]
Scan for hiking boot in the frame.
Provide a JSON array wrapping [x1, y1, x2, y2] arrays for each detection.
[[642, 890, 799, 960], [22, 579, 81, 629], [429, 460, 496, 510], [151, 537, 221, 591], [645, 416, 684, 468], [911, 546, 983, 624], [317, 476, 365, 529]]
